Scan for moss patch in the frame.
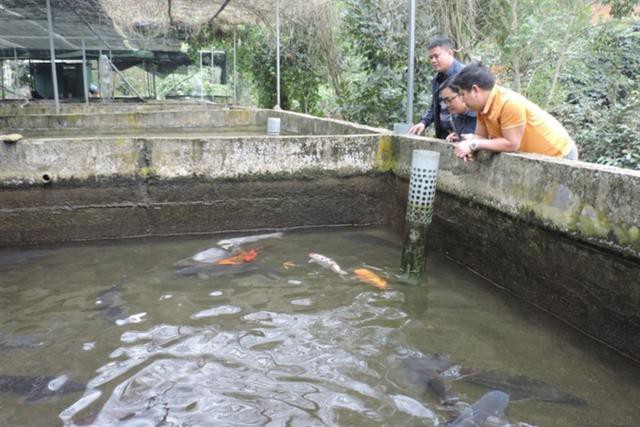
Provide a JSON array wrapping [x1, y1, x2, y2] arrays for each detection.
[[374, 135, 395, 172]]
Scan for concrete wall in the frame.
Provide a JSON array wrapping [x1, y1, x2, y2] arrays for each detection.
[[390, 135, 640, 260], [0, 106, 384, 135], [0, 109, 258, 132], [387, 135, 640, 361], [0, 100, 211, 115], [0, 132, 393, 244]]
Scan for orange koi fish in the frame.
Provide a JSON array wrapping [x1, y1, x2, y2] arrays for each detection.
[[354, 268, 387, 290], [217, 249, 258, 265]]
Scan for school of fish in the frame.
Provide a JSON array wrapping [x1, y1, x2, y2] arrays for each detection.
[[174, 232, 392, 291]]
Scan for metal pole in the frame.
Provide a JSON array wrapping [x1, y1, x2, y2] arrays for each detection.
[[211, 48, 214, 101], [46, 0, 60, 113], [1, 60, 4, 99], [13, 48, 18, 93], [152, 64, 157, 100], [81, 38, 89, 104], [406, 0, 416, 124], [275, 0, 281, 109], [200, 51, 203, 103], [144, 61, 150, 97], [98, 49, 104, 103], [233, 27, 237, 105]]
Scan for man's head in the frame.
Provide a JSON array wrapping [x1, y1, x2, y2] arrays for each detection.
[[427, 37, 455, 74], [451, 63, 495, 112], [440, 84, 467, 115]]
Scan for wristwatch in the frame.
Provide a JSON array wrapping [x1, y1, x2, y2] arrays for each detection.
[[469, 141, 479, 152]]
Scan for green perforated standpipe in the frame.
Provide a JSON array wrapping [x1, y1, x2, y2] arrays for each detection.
[[400, 150, 440, 285]]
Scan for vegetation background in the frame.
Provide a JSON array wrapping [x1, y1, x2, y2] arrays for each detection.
[[134, 0, 640, 170]]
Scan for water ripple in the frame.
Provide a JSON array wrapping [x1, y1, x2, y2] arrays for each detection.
[[62, 291, 443, 426]]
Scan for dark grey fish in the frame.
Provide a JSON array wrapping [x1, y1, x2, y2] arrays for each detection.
[[341, 233, 401, 249], [404, 353, 458, 374], [464, 370, 587, 406], [0, 375, 85, 402], [405, 354, 585, 407], [93, 285, 126, 323], [404, 355, 468, 404], [447, 390, 510, 427], [0, 332, 45, 350], [0, 249, 51, 270], [175, 262, 280, 279]]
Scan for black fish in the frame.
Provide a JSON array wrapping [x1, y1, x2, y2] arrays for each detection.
[[0, 249, 50, 270], [93, 285, 126, 323], [463, 370, 588, 406], [447, 390, 510, 426], [0, 375, 85, 401], [404, 355, 586, 406], [403, 354, 473, 404], [0, 332, 45, 350], [175, 262, 280, 279]]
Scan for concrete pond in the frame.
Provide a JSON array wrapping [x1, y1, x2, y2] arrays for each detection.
[[0, 101, 639, 424]]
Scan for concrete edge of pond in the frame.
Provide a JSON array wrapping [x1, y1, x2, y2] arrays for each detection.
[[391, 134, 640, 260]]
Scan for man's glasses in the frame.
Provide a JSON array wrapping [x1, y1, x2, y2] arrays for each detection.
[[442, 94, 459, 104]]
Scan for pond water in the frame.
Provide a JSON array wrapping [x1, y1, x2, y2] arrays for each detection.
[[0, 227, 638, 426]]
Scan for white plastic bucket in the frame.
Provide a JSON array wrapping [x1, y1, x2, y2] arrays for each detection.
[[267, 117, 281, 136]]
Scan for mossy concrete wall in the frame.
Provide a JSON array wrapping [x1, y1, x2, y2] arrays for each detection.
[[0, 132, 393, 244], [389, 135, 640, 259], [388, 134, 640, 361]]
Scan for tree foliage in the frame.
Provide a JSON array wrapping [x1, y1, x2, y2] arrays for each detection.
[[234, 10, 326, 114], [338, 0, 437, 127], [555, 20, 640, 168], [185, 0, 640, 169]]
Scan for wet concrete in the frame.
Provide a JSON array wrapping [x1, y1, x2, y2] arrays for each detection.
[[393, 183, 640, 361], [0, 175, 392, 245]]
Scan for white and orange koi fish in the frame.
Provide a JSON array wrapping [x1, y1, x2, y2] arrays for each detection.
[[308, 253, 348, 276]]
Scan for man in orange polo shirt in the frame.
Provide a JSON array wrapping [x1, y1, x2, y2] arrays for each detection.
[[450, 63, 578, 161]]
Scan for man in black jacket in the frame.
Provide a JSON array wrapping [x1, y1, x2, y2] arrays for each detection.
[[408, 37, 472, 139]]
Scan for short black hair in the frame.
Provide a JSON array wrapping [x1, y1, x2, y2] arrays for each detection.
[[427, 36, 453, 51], [451, 62, 495, 91], [440, 75, 457, 91]]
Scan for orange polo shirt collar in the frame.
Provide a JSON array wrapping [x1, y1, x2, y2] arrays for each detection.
[[482, 85, 498, 116]]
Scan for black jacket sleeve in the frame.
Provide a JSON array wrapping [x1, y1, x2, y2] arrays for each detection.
[[419, 101, 435, 128]]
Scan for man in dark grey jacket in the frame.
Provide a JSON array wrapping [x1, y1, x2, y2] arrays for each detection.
[[408, 37, 474, 139]]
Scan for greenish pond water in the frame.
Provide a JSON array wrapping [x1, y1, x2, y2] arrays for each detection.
[[0, 227, 638, 426]]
